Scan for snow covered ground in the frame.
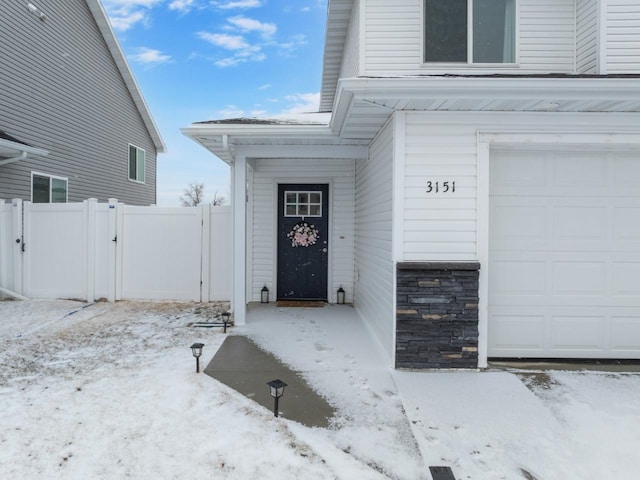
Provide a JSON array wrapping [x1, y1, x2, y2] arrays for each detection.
[[1, 299, 639, 479]]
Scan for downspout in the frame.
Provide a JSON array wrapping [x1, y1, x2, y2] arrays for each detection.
[[0, 151, 27, 166]]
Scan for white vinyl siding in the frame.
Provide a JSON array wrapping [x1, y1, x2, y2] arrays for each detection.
[[364, 0, 576, 75], [517, 0, 575, 71], [605, 0, 640, 73], [355, 120, 394, 360], [340, 0, 361, 79], [249, 158, 355, 303], [576, 0, 599, 73], [402, 114, 478, 261]]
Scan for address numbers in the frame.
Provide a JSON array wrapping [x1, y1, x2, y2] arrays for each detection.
[[426, 181, 456, 194]]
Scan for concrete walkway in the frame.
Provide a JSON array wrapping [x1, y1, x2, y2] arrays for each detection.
[[204, 335, 336, 428]]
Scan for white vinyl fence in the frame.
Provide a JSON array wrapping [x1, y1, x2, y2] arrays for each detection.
[[0, 198, 231, 302]]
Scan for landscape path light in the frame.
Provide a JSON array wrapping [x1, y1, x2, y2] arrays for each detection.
[[190, 342, 204, 373], [261, 286, 269, 304], [221, 312, 231, 333], [266, 379, 287, 417]]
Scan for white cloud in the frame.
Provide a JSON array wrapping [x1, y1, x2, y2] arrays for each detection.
[[197, 32, 250, 50], [102, 0, 162, 31], [168, 0, 196, 12], [227, 15, 276, 38], [258, 83, 271, 90], [213, 0, 262, 9], [197, 30, 266, 67], [282, 92, 320, 114], [129, 47, 172, 65], [276, 34, 307, 55], [217, 106, 245, 117]]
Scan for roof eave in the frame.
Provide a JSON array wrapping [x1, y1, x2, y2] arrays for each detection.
[[181, 123, 336, 165], [86, 0, 166, 153]]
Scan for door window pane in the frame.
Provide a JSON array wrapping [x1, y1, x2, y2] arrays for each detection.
[[284, 190, 323, 217]]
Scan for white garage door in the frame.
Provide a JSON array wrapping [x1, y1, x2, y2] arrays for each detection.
[[489, 149, 640, 358]]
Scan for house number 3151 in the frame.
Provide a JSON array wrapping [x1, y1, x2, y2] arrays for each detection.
[[426, 181, 456, 194]]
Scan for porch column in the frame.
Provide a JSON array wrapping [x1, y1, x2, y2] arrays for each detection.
[[231, 154, 247, 324]]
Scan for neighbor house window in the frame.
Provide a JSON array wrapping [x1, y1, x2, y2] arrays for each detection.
[[128, 144, 145, 183], [424, 0, 516, 63], [32, 172, 68, 203]]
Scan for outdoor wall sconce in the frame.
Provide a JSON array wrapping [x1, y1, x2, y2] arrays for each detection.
[[337, 286, 345, 304], [266, 379, 287, 417], [221, 312, 231, 333], [261, 285, 269, 303], [190, 342, 204, 373]]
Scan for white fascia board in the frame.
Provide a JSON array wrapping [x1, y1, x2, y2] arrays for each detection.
[[85, 0, 166, 153], [0, 138, 48, 157], [331, 75, 640, 136], [337, 76, 640, 102], [181, 123, 342, 165]]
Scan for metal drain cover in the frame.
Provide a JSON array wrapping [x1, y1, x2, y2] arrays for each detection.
[[429, 466, 455, 480]]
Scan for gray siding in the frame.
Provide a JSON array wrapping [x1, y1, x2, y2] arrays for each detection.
[[0, 0, 157, 205]]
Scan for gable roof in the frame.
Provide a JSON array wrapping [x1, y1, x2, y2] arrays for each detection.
[[319, 0, 354, 112], [85, 0, 166, 153]]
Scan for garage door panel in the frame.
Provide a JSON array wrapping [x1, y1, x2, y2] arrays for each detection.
[[614, 207, 640, 250], [611, 317, 640, 352], [552, 261, 606, 295], [489, 311, 546, 353], [551, 315, 606, 351], [489, 149, 640, 359], [553, 153, 608, 188], [490, 260, 546, 295], [491, 203, 547, 250], [614, 154, 640, 188], [553, 206, 607, 250], [613, 263, 640, 295]]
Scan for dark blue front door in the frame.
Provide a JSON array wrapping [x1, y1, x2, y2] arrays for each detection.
[[277, 184, 329, 300]]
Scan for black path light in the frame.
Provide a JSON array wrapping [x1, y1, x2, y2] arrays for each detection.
[[190, 342, 204, 373], [221, 312, 231, 333], [266, 379, 287, 417], [261, 285, 269, 303]]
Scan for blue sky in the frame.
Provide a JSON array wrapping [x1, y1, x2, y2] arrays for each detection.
[[102, 0, 328, 205]]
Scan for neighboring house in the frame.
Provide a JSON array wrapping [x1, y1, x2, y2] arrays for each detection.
[[0, 0, 165, 205], [183, 0, 640, 369]]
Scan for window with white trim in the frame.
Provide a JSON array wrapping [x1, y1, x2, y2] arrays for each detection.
[[128, 144, 145, 183], [424, 0, 516, 64], [284, 191, 322, 217], [32, 172, 68, 203]]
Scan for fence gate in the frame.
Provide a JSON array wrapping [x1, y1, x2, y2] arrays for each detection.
[[0, 199, 231, 302]]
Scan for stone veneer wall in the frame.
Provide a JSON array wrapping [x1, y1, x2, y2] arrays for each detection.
[[396, 262, 480, 369]]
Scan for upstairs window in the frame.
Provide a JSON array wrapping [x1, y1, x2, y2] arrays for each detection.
[[32, 172, 68, 203], [424, 0, 516, 64], [129, 144, 145, 183]]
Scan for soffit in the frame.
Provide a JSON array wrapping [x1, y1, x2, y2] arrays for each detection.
[[319, 0, 354, 112], [335, 76, 640, 140]]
